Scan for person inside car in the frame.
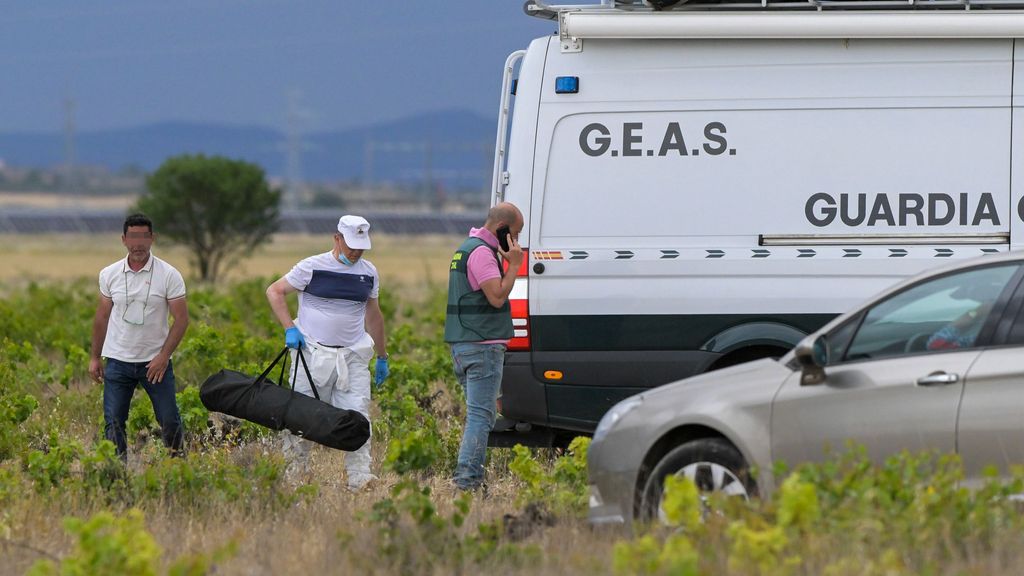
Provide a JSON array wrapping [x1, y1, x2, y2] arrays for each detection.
[[926, 301, 993, 351]]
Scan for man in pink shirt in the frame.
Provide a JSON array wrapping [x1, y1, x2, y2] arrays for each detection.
[[465, 227, 514, 343], [443, 202, 524, 491]]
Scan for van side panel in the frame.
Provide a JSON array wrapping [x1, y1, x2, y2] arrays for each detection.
[[506, 37, 1015, 431], [1013, 39, 1024, 253], [532, 38, 1012, 317]]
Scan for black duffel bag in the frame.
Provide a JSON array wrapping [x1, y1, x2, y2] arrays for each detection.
[[199, 347, 370, 451]]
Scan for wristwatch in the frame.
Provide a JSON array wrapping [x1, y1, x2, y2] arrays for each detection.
[[377, 353, 389, 360]]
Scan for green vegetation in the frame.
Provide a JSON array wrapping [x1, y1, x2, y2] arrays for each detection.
[[612, 448, 1024, 575], [4, 277, 1024, 574], [27, 509, 237, 576]]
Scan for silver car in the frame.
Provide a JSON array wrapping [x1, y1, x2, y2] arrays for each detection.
[[588, 252, 1024, 526]]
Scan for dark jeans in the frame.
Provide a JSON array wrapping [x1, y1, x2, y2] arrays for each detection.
[[103, 357, 183, 459]]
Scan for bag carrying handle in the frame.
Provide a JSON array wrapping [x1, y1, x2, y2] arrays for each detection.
[[291, 347, 321, 402], [255, 347, 288, 385], [254, 346, 321, 402]]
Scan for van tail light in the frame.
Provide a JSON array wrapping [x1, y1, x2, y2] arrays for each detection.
[[504, 251, 530, 351]]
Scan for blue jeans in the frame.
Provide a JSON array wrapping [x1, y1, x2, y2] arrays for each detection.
[[451, 342, 505, 490], [103, 358, 183, 458]]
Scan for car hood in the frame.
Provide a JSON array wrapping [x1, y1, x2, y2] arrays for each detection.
[[638, 357, 794, 409]]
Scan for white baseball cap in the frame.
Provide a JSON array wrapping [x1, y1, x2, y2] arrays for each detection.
[[337, 215, 372, 250]]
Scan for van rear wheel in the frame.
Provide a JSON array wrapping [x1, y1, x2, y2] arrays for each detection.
[[639, 438, 757, 523], [710, 345, 790, 370]]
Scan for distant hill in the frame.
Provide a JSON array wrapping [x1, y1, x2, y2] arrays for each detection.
[[0, 109, 496, 190]]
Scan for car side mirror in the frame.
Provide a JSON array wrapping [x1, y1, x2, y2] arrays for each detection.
[[794, 335, 828, 386]]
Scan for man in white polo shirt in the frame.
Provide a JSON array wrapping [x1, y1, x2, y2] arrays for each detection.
[[88, 213, 189, 461], [266, 214, 389, 491]]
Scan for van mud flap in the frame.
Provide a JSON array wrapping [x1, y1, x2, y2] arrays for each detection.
[[488, 424, 575, 448], [489, 424, 561, 446]]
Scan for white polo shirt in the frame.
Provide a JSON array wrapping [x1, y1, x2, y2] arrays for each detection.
[[285, 252, 379, 347], [99, 254, 186, 363]]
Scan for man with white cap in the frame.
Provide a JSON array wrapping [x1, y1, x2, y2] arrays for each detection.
[[266, 214, 389, 491]]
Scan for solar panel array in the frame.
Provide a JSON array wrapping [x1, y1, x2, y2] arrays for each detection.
[[0, 209, 483, 236]]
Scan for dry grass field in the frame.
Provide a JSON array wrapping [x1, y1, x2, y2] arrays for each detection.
[[0, 232, 626, 575], [0, 192, 136, 211], [2, 442, 615, 576], [0, 233, 459, 287], [7, 234, 1024, 575]]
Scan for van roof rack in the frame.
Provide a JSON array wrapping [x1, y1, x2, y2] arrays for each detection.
[[526, 0, 1024, 17], [525, 0, 1024, 47]]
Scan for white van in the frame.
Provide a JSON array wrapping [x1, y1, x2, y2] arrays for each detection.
[[488, 0, 1024, 445]]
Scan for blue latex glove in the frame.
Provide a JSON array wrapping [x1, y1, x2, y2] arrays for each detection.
[[374, 356, 390, 388], [284, 327, 305, 349]]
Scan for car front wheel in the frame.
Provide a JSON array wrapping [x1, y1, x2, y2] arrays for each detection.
[[639, 438, 757, 523]]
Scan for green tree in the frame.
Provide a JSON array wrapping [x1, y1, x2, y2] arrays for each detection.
[[136, 154, 280, 282]]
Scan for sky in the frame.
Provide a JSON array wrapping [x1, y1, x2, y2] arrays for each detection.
[[0, 1, 556, 133]]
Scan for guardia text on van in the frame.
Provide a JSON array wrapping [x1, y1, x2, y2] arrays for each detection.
[[806, 193, 1001, 227]]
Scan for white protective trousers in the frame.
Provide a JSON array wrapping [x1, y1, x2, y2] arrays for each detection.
[[281, 332, 375, 488]]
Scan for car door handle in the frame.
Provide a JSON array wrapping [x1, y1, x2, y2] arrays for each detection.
[[916, 372, 960, 387]]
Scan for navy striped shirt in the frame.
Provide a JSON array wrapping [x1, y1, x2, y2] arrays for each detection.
[[285, 252, 379, 347]]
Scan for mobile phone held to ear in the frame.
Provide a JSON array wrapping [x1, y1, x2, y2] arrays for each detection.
[[495, 225, 511, 252]]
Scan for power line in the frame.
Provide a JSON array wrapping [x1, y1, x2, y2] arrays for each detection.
[[284, 89, 310, 212]]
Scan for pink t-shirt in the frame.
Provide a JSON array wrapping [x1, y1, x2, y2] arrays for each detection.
[[464, 227, 509, 346], [466, 227, 503, 291]]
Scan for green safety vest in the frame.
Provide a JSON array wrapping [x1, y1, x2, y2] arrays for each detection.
[[444, 237, 513, 343]]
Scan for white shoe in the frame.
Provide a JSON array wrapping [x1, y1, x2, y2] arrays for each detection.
[[347, 473, 378, 493]]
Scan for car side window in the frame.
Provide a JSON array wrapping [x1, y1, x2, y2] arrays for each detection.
[[1006, 299, 1024, 346], [842, 264, 1020, 363]]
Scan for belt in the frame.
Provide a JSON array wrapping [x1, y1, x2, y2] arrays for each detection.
[[317, 342, 346, 349]]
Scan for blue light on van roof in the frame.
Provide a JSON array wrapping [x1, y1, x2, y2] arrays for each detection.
[[555, 76, 579, 94]]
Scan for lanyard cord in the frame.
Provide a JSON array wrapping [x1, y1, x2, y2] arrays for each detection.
[[124, 265, 153, 315]]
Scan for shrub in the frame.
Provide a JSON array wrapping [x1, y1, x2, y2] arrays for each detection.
[[617, 447, 1024, 576], [27, 509, 162, 576], [130, 450, 306, 513], [362, 479, 540, 574], [508, 436, 590, 516], [27, 508, 237, 576], [0, 389, 38, 461], [24, 432, 82, 492]]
